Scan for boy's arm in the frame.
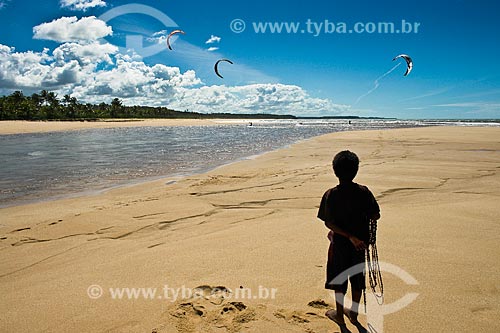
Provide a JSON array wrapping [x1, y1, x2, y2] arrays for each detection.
[[324, 220, 366, 251], [368, 189, 381, 221]]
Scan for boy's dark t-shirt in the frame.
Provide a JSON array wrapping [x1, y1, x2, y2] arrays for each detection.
[[318, 182, 379, 243]]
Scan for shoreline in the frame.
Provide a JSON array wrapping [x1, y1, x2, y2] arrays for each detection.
[[0, 119, 256, 135], [0, 124, 349, 209], [0, 125, 495, 210], [1, 126, 499, 332], [0, 123, 434, 209], [2, 118, 499, 136]]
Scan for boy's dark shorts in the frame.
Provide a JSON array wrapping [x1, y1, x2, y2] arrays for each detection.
[[325, 237, 366, 293]]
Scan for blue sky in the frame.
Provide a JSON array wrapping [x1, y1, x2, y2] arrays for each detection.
[[1, 0, 499, 118]]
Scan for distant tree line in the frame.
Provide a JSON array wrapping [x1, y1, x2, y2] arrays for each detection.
[[0, 90, 295, 121]]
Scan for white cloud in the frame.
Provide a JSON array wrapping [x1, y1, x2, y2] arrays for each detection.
[[207, 47, 219, 52], [205, 35, 221, 44], [60, 0, 106, 11], [0, 42, 118, 89], [0, 43, 198, 93], [152, 30, 167, 37], [70, 55, 202, 99], [0, 42, 347, 116], [165, 84, 349, 116], [52, 42, 118, 66], [0, 45, 75, 88], [33, 16, 112, 43], [147, 30, 168, 44]]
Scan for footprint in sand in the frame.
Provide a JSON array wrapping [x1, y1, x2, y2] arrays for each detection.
[[273, 309, 313, 325], [155, 285, 256, 333], [171, 302, 205, 317], [220, 301, 247, 314], [154, 290, 340, 332], [307, 299, 331, 309]]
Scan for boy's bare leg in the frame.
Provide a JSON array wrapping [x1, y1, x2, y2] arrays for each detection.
[[347, 288, 368, 333], [348, 289, 362, 323], [334, 291, 347, 324], [326, 291, 355, 332]]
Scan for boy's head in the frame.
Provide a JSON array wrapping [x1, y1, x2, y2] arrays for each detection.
[[332, 150, 359, 182]]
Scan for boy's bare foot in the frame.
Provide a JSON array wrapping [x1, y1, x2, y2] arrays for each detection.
[[343, 308, 359, 324], [343, 309, 368, 333], [326, 309, 353, 333]]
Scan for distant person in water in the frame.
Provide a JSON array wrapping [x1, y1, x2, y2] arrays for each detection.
[[317, 150, 380, 333]]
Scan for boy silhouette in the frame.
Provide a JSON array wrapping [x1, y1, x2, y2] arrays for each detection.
[[317, 150, 380, 332]]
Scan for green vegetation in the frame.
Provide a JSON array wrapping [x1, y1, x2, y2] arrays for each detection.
[[0, 90, 295, 121]]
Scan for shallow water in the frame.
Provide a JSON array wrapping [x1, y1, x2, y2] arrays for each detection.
[[0, 119, 497, 207]]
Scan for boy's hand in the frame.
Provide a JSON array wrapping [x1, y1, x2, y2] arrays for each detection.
[[349, 236, 366, 251]]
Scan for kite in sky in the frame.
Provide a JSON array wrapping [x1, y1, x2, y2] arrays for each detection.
[[166, 30, 185, 50], [214, 59, 234, 79], [392, 54, 413, 76]]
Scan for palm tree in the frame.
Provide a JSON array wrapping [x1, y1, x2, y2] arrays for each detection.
[[30, 93, 43, 119], [11, 91, 24, 103], [40, 90, 49, 106], [62, 94, 78, 119], [46, 92, 59, 108], [110, 98, 123, 118], [63, 94, 71, 106]]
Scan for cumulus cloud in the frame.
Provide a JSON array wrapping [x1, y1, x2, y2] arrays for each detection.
[[205, 35, 221, 44], [0, 51, 71, 88], [0, 42, 118, 89], [0, 45, 50, 88], [70, 54, 202, 99], [52, 42, 118, 66], [0, 43, 198, 93], [0, 42, 347, 116], [69, 80, 347, 116], [60, 0, 106, 11], [33, 16, 112, 42], [207, 47, 219, 52], [167, 84, 349, 115]]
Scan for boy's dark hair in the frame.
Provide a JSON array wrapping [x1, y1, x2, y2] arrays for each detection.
[[332, 150, 359, 181]]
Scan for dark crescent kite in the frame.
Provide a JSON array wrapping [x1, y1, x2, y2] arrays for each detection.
[[167, 30, 185, 50], [392, 54, 413, 76], [214, 59, 233, 79]]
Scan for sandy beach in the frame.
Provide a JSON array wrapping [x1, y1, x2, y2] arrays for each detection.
[[0, 119, 253, 135], [0, 126, 499, 333]]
